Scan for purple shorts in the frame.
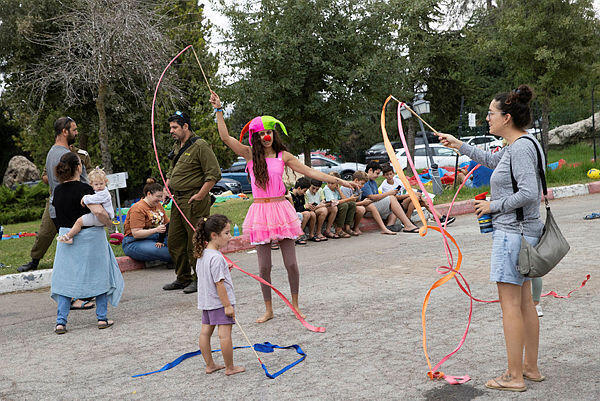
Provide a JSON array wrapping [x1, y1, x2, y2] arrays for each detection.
[[202, 307, 235, 325]]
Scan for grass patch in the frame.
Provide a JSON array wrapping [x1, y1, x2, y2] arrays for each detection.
[[0, 198, 254, 275]]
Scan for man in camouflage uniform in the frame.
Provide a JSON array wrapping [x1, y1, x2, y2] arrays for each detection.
[[163, 111, 221, 294], [17, 123, 92, 273]]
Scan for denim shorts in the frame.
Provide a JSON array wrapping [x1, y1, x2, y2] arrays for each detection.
[[490, 229, 540, 286]]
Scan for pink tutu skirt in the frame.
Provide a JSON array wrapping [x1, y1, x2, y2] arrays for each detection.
[[242, 200, 303, 245]]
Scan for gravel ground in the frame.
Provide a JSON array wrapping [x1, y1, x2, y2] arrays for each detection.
[[1, 194, 599, 401]]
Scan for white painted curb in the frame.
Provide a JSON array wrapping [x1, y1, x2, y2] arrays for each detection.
[[551, 183, 588, 199], [0, 269, 52, 295]]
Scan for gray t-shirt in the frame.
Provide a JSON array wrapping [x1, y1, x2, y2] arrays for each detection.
[[340, 186, 361, 199], [47, 145, 88, 218], [459, 134, 545, 237], [196, 249, 236, 310]]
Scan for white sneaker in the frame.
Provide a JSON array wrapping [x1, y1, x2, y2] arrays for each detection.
[[536, 304, 543, 317]]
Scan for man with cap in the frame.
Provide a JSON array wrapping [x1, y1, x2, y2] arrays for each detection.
[[17, 118, 92, 274], [163, 111, 221, 294]]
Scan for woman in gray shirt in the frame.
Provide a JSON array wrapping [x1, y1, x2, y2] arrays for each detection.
[[437, 85, 545, 392]]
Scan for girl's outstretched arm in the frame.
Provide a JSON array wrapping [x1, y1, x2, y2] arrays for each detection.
[[209, 91, 251, 161], [283, 152, 360, 190]]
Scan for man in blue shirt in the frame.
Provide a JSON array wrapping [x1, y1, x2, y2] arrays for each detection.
[[361, 161, 419, 234]]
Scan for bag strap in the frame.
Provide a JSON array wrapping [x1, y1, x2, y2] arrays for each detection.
[[510, 135, 548, 222], [172, 136, 200, 166]]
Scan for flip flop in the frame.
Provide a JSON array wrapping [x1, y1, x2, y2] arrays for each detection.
[[523, 374, 545, 382], [336, 231, 351, 238], [484, 378, 526, 392], [583, 212, 600, 220], [70, 300, 95, 310], [54, 324, 67, 335], [98, 320, 114, 329], [402, 227, 420, 233]]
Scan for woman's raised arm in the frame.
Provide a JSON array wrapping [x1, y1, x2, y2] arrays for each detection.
[[209, 91, 251, 161]]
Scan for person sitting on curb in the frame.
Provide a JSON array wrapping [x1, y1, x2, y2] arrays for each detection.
[[323, 172, 358, 237], [339, 171, 368, 235], [286, 177, 316, 245], [304, 179, 333, 241], [379, 164, 455, 226], [122, 178, 173, 264], [360, 161, 419, 235]]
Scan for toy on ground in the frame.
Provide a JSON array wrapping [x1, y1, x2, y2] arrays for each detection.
[[587, 168, 600, 179], [132, 342, 306, 379], [109, 233, 124, 245]]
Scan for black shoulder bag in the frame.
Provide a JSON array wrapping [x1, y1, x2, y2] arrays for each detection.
[[510, 136, 570, 278]]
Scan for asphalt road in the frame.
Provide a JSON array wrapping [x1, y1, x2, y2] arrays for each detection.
[[1, 194, 599, 400]]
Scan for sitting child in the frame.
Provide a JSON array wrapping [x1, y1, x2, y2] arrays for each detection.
[[58, 167, 114, 244], [340, 171, 368, 235], [287, 177, 316, 245], [379, 164, 455, 226], [323, 172, 358, 238], [304, 179, 336, 241], [361, 161, 419, 235]]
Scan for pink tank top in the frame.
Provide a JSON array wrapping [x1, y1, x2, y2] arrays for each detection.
[[247, 152, 286, 198]]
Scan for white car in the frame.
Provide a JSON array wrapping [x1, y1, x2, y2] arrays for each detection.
[[462, 135, 503, 151], [298, 154, 366, 181], [395, 144, 470, 170]]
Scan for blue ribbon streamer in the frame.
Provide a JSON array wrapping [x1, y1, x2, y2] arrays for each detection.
[[132, 342, 306, 379]]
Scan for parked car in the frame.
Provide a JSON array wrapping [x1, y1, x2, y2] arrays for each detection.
[[395, 144, 470, 170], [365, 141, 403, 163], [212, 177, 243, 195], [462, 135, 503, 151], [305, 154, 366, 181], [364, 133, 437, 164], [221, 160, 251, 192]]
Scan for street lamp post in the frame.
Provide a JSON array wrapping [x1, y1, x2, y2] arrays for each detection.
[[399, 95, 443, 195]]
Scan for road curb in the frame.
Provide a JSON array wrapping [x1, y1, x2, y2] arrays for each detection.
[[2, 180, 598, 295]]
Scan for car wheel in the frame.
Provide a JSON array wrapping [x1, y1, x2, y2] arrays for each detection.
[[341, 171, 354, 181]]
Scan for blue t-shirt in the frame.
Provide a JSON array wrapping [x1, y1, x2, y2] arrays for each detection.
[[361, 179, 378, 200], [469, 160, 493, 187]]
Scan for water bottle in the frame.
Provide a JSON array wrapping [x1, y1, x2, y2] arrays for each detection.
[[0, 225, 3, 240], [233, 224, 240, 237], [475, 192, 493, 233]]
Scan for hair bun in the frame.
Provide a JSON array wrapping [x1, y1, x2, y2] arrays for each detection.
[[515, 84, 533, 104], [146, 177, 156, 184]]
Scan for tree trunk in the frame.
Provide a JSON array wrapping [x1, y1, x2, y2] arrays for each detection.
[[541, 97, 550, 164], [486, 0, 493, 9], [96, 81, 113, 174], [303, 144, 312, 168]]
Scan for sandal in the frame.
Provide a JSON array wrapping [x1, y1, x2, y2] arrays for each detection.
[[316, 235, 328, 241], [336, 231, 351, 238], [70, 299, 95, 310], [324, 232, 340, 239], [98, 319, 114, 329], [54, 324, 67, 335], [584, 212, 600, 220], [270, 242, 280, 250], [295, 235, 307, 245], [484, 378, 526, 392], [402, 227, 420, 233], [308, 236, 321, 242]]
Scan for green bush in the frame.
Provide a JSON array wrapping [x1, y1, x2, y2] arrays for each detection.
[[0, 182, 48, 224]]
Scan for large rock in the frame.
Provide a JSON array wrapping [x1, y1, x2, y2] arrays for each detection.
[[2, 156, 40, 188], [548, 111, 600, 145]]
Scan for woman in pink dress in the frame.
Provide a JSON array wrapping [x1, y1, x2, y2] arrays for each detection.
[[210, 91, 359, 323]]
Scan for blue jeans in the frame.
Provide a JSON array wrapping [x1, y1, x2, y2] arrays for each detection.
[[122, 233, 172, 263], [56, 293, 108, 325]]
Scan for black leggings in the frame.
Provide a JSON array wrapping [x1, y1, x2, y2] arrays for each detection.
[[256, 239, 299, 301]]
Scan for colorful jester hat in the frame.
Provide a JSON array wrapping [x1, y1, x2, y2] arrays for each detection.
[[239, 116, 288, 146]]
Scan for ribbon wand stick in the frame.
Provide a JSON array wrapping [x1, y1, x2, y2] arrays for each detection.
[[191, 46, 213, 92], [390, 95, 439, 134], [234, 317, 264, 365]]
